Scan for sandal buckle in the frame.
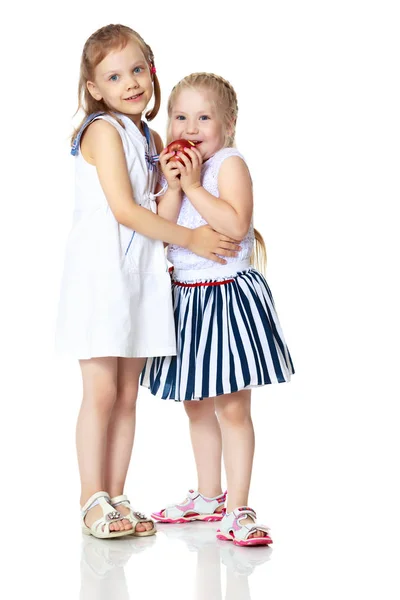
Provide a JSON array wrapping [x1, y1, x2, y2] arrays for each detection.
[[132, 511, 146, 520], [106, 510, 122, 522]]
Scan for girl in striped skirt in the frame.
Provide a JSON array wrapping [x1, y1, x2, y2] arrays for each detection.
[[141, 73, 294, 546]]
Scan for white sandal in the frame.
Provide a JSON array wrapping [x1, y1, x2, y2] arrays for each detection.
[[81, 491, 133, 539], [110, 494, 156, 537]]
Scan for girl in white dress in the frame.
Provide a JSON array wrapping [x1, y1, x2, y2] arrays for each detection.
[[56, 26, 239, 539], [141, 73, 294, 546]]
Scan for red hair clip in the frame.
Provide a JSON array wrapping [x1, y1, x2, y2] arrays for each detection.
[[150, 65, 157, 75]]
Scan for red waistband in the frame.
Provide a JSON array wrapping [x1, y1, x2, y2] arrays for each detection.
[[173, 279, 234, 288]]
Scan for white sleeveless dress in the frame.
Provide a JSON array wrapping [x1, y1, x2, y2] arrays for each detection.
[[56, 113, 176, 359]]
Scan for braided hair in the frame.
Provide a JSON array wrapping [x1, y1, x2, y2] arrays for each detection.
[[167, 72, 238, 147]]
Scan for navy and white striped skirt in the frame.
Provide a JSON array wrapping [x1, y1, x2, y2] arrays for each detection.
[[140, 260, 294, 401]]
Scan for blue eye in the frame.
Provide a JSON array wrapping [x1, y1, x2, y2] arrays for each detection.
[[133, 67, 142, 74], [176, 115, 185, 120], [110, 74, 118, 82], [200, 115, 210, 121]]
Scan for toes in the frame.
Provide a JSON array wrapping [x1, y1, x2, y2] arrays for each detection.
[[249, 530, 266, 539], [256, 530, 267, 538], [135, 521, 153, 532], [115, 521, 124, 531]]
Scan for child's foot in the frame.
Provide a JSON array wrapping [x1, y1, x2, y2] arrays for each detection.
[[217, 507, 273, 546], [110, 495, 156, 536], [81, 492, 133, 538], [238, 515, 269, 539], [114, 503, 154, 533], [152, 489, 227, 523], [84, 503, 133, 533]]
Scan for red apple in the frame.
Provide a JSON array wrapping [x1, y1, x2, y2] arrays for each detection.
[[165, 139, 198, 165]]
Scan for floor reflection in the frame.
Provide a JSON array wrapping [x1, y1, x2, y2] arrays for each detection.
[[80, 523, 271, 600], [159, 522, 272, 600], [80, 534, 156, 600]]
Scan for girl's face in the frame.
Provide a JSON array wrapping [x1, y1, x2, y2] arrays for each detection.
[[87, 41, 153, 126], [170, 88, 225, 161]]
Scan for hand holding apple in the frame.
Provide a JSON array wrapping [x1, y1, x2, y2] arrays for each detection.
[[171, 145, 203, 194], [159, 148, 182, 191], [165, 139, 198, 165]]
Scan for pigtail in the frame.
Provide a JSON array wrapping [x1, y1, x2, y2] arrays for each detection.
[[251, 228, 267, 273], [145, 71, 161, 121]]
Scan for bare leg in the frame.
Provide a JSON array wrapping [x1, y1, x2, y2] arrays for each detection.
[[104, 357, 153, 532], [215, 390, 266, 538], [77, 358, 132, 532], [185, 398, 223, 498], [162, 398, 223, 516]]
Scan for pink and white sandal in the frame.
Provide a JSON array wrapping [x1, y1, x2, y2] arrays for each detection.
[[216, 507, 273, 546], [151, 490, 227, 523]]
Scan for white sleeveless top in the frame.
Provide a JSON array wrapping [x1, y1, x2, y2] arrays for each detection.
[[56, 113, 176, 359], [167, 148, 255, 271]]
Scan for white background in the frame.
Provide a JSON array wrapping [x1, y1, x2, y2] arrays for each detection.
[[1, 1, 399, 598]]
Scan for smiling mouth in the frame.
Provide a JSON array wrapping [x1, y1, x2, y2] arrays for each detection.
[[125, 92, 144, 101]]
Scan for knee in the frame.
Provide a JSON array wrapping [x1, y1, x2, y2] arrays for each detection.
[[215, 400, 251, 427], [115, 384, 139, 414], [85, 384, 117, 415], [184, 399, 215, 422]]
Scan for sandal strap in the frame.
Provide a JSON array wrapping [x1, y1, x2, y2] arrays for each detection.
[[233, 507, 257, 521], [127, 509, 150, 524], [221, 507, 271, 541], [90, 507, 123, 533], [92, 516, 110, 534], [81, 491, 111, 516], [81, 492, 124, 534], [245, 524, 271, 536], [162, 490, 226, 519], [110, 494, 129, 506], [110, 496, 151, 524]]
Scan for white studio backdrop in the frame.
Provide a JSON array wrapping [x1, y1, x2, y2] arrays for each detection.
[[0, 1, 399, 598]]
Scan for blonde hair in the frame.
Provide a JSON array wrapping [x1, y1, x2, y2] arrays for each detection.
[[251, 228, 267, 272], [167, 72, 238, 147], [167, 72, 267, 272], [71, 24, 160, 143]]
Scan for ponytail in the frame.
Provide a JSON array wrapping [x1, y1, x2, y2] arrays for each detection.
[[250, 228, 267, 273]]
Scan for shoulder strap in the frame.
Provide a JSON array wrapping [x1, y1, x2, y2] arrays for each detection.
[[142, 121, 151, 148], [70, 112, 105, 156], [142, 121, 160, 170]]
